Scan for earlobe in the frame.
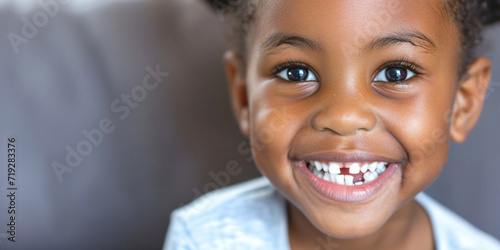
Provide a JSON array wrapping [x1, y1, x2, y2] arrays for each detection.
[[224, 51, 250, 136], [450, 57, 491, 143]]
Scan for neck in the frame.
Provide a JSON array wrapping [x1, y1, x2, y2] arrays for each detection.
[[287, 199, 434, 250]]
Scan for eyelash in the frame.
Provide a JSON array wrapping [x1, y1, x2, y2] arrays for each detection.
[[271, 61, 320, 80], [375, 59, 424, 83], [271, 59, 423, 84]]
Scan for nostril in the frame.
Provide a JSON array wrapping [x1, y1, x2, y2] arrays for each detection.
[[310, 108, 377, 136], [312, 125, 364, 136]]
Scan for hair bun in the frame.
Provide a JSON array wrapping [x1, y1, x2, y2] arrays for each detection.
[[480, 0, 500, 25]]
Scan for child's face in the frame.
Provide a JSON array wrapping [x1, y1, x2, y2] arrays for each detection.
[[226, 0, 491, 240]]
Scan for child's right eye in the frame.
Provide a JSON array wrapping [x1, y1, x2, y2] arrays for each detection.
[[276, 66, 318, 82]]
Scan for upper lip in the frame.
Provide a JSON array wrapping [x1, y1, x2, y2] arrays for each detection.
[[292, 151, 402, 163]]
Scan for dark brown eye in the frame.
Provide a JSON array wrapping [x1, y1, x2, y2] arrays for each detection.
[[374, 67, 415, 82], [288, 68, 308, 81], [386, 67, 407, 82], [277, 67, 318, 82]]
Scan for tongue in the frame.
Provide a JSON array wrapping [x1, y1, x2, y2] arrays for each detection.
[[340, 168, 364, 182]]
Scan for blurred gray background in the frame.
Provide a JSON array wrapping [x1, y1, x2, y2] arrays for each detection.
[[0, 0, 497, 249]]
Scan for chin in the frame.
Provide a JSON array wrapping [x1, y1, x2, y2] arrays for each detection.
[[315, 216, 386, 239], [303, 202, 393, 239]]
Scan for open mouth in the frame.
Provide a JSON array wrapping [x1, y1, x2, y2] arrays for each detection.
[[306, 161, 388, 186]]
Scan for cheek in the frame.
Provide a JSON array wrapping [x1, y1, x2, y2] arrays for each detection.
[[247, 87, 306, 183], [250, 106, 290, 160], [384, 88, 453, 189]]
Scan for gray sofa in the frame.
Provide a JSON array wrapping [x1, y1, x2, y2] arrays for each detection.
[[0, 0, 498, 249]]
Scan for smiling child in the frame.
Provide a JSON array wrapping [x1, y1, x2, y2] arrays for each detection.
[[165, 0, 500, 249]]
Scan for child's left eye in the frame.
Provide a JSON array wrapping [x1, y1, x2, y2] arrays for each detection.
[[374, 67, 416, 82], [276, 67, 318, 82]]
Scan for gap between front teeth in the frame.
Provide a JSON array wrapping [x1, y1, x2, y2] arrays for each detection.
[[308, 161, 388, 186]]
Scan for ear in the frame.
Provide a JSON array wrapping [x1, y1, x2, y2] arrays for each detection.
[[224, 51, 250, 136], [450, 57, 492, 143]]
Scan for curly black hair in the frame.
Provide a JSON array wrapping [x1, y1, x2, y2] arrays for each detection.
[[207, 0, 500, 76], [448, 0, 500, 74]]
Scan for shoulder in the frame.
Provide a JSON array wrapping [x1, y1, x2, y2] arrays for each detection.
[[172, 177, 285, 223], [416, 193, 500, 250], [164, 177, 289, 250]]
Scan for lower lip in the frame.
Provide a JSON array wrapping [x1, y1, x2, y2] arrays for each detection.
[[294, 161, 399, 203]]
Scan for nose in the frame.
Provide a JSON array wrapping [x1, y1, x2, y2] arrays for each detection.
[[311, 93, 378, 136]]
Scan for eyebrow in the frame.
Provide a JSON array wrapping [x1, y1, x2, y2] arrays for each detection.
[[261, 32, 324, 56], [261, 30, 437, 56], [366, 31, 437, 52]]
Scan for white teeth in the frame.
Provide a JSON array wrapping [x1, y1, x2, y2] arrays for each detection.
[[322, 163, 329, 172], [363, 171, 379, 183], [323, 173, 331, 181], [368, 162, 378, 172], [345, 175, 354, 186], [349, 163, 360, 174], [313, 168, 320, 176], [318, 172, 324, 179], [309, 161, 390, 186], [360, 164, 368, 173], [336, 175, 345, 185], [363, 172, 376, 183], [329, 163, 341, 174], [314, 161, 322, 171], [376, 163, 386, 175], [329, 173, 337, 183]]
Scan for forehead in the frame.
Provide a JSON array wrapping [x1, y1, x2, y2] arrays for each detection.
[[247, 0, 459, 60]]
